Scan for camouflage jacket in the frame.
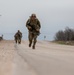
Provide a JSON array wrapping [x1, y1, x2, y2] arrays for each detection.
[[26, 18, 41, 32], [14, 32, 22, 39]]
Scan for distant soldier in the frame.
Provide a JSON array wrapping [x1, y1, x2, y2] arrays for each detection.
[[0, 34, 3, 41], [26, 14, 41, 49], [14, 30, 22, 44]]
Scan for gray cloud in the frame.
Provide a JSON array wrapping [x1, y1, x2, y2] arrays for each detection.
[[0, 0, 74, 40]]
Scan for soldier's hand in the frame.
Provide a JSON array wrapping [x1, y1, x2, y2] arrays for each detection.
[[36, 29, 40, 32], [28, 26, 32, 30]]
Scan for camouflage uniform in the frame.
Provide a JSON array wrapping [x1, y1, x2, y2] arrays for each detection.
[[14, 30, 22, 44], [26, 14, 41, 49]]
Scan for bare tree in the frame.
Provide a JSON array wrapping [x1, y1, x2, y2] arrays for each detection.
[[54, 27, 74, 41], [55, 30, 65, 41]]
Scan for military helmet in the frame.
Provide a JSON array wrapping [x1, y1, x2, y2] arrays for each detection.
[[31, 14, 36, 17], [18, 30, 20, 32]]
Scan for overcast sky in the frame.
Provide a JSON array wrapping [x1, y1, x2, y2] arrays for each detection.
[[0, 0, 74, 40]]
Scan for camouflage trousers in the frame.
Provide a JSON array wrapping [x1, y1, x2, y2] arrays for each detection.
[[28, 31, 38, 49], [15, 37, 21, 44]]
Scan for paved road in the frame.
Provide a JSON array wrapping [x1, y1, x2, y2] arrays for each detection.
[[13, 41, 74, 75], [0, 40, 74, 75]]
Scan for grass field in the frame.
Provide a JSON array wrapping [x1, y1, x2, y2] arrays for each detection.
[[52, 41, 74, 46]]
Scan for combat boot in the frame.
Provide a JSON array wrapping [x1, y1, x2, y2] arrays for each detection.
[[29, 43, 31, 47], [32, 45, 35, 49]]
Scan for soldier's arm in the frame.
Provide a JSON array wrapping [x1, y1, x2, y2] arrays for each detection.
[[26, 19, 30, 28], [19, 32, 22, 38], [26, 19, 32, 30], [14, 33, 17, 37], [21, 33, 22, 38], [37, 19, 41, 29]]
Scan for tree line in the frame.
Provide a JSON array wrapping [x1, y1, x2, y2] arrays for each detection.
[[54, 27, 74, 41]]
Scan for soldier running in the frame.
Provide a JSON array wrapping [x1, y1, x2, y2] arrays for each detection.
[[26, 14, 41, 49], [14, 30, 22, 44]]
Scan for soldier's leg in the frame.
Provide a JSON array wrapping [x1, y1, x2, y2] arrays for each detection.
[[28, 32, 33, 47], [16, 39, 17, 43], [20, 38, 21, 44], [17, 38, 20, 44], [32, 35, 37, 49], [15, 38, 17, 44], [18, 38, 21, 44], [15, 39, 17, 43], [18, 39, 20, 44], [17, 38, 19, 44]]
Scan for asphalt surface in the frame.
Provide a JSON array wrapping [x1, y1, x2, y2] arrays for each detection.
[[0, 40, 74, 75], [14, 41, 74, 75]]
